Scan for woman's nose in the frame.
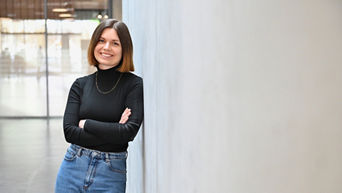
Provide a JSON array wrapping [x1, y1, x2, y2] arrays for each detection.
[[104, 42, 110, 49]]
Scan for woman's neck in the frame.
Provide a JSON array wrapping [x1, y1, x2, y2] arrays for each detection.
[[98, 64, 119, 70]]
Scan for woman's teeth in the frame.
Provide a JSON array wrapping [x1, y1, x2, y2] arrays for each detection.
[[101, 53, 112, 57]]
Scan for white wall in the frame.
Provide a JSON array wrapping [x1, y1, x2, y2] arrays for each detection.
[[124, 0, 342, 192]]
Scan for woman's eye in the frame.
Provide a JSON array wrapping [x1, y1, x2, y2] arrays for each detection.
[[99, 39, 105, 43]]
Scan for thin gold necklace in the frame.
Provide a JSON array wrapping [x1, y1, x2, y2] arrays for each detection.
[[95, 72, 123, 94]]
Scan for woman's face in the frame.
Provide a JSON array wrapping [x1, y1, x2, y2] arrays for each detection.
[[94, 28, 122, 70]]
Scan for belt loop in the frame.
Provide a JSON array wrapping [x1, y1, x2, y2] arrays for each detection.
[[77, 147, 83, 157], [105, 153, 109, 162]]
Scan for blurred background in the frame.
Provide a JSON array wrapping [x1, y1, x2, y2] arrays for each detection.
[[0, 0, 114, 117], [1, 0, 342, 193]]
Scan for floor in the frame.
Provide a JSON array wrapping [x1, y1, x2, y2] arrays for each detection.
[[0, 118, 68, 193]]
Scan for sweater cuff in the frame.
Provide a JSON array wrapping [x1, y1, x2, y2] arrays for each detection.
[[83, 119, 90, 131]]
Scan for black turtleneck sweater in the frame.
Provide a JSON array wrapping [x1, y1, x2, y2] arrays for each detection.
[[63, 65, 143, 152]]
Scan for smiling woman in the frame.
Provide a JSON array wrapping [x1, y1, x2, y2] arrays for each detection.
[[55, 19, 143, 193]]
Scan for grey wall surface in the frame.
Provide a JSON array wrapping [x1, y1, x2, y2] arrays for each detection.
[[123, 0, 342, 192]]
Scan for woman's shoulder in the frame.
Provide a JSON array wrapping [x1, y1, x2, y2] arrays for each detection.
[[124, 72, 143, 84], [76, 73, 94, 81], [73, 73, 95, 87]]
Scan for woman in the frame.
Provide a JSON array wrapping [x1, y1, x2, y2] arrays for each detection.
[[55, 19, 143, 193]]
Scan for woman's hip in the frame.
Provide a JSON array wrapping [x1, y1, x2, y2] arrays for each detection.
[[55, 144, 127, 193]]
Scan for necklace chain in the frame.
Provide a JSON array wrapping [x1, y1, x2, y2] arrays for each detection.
[[95, 72, 123, 94]]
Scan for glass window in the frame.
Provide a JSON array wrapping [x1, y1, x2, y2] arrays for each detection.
[[0, 0, 109, 117]]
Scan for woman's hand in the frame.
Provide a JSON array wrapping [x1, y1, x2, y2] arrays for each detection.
[[119, 108, 131, 124], [79, 119, 86, 128]]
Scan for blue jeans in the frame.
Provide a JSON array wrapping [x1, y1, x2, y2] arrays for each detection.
[[55, 144, 127, 193]]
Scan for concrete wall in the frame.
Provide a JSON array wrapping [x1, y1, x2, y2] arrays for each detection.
[[123, 0, 342, 192]]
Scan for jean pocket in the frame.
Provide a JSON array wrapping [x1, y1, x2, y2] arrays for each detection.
[[106, 158, 127, 174], [63, 147, 77, 161]]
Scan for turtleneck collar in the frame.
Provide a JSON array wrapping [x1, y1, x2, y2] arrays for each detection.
[[96, 65, 121, 76], [96, 65, 122, 91]]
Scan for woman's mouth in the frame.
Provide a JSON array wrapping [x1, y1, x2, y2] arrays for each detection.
[[100, 52, 113, 58]]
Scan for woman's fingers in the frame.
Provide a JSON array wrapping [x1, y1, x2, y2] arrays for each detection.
[[121, 117, 128, 124], [122, 108, 131, 119], [119, 116, 129, 124], [122, 108, 131, 117], [119, 108, 131, 124]]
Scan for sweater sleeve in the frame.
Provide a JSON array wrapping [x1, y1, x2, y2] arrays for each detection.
[[63, 78, 108, 146], [84, 77, 144, 144]]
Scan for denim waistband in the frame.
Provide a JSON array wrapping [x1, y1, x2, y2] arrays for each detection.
[[70, 144, 128, 160]]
